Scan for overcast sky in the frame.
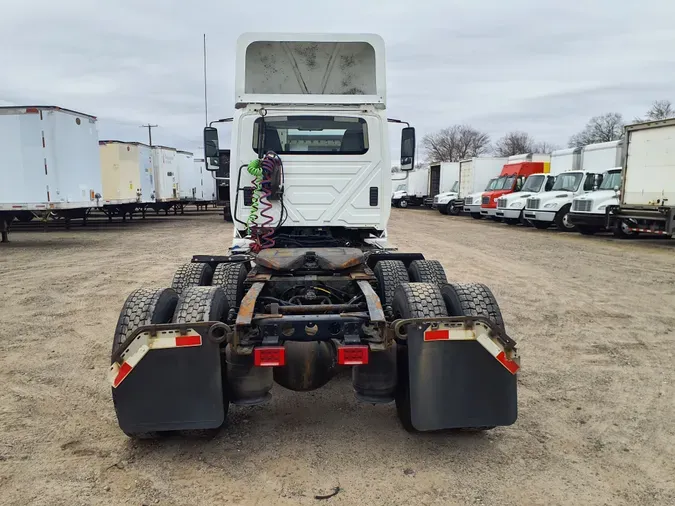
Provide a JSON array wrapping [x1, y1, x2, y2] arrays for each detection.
[[2, 0, 674, 160]]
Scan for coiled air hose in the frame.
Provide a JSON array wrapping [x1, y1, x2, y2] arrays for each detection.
[[246, 153, 283, 252]]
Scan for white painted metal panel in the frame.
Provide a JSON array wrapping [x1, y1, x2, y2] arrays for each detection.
[[194, 156, 217, 201], [137, 144, 154, 202], [623, 121, 675, 206], [581, 140, 623, 173], [176, 150, 198, 200], [550, 147, 582, 176], [152, 146, 179, 201], [236, 33, 386, 107], [459, 157, 507, 197], [439, 162, 460, 193]]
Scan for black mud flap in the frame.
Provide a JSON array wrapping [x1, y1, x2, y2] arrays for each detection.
[[112, 336, 224, 433], [407, 326, 517, 431]]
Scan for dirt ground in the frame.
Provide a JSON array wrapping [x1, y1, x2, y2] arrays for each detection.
[[1, 208, 674, 506]]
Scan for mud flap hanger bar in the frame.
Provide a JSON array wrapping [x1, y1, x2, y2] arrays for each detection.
[[392, 316, 519, 375]]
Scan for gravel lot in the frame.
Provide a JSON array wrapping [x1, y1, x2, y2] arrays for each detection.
[[1, 208, 674, 506]]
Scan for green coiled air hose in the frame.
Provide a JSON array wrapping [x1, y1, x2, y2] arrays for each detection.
[[246, 159, 263, 233]]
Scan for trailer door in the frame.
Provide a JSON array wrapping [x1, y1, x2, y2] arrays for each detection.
[[429, 165, 441, 197]]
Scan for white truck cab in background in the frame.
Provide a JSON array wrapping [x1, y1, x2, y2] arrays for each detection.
[[568, 168, 626, 235], [524, 141, 622, 231], [427, 161, 460, 212], [391, 166, 429, 208], [495, 147, 581, 223], [203, 33, 416, 252]]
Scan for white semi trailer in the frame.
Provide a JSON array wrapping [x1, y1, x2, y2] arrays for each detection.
[[609, 119, 675, 237], [109, 33, 519, 438]]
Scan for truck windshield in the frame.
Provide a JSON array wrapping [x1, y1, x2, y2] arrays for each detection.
[[521, 174, 545, 192], [551, 172, 583, 192], [253, 116, 369, 155], [485, 178, 498, 190], [395, 184, 406, 192], [598, 171, 622, 190], [494, 175, 515, 190], [451, 181, 459, 193]]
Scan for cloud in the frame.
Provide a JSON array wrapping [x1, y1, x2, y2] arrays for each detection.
[[1, 0, 674, 158]]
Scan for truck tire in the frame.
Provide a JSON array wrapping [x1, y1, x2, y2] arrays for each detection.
[[112, 287, 179, 439], [399, 199, 408, 209], [613, 220, 638, 239], [531, 220, 550, 230], [438, 206, 448, 215], [471, 212, 482, 220], [172, 286, 230, 437], [448, 203, 461, 216], [373, 260, 409, 315], [554, 204, 576, 232], [171, 263, 213, 297], [408, 259, 448, 285], [439, 283, 505, 332], [576, 225, 599, 236], [504, 218, 519, 225], [392, 283, 448, 432], [211, 262, 248, 309]]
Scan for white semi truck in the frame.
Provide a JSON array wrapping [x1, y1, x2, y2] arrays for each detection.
[[524, 141, 622, 231], [459, 157, 508, 218], [608, 119, 675, 237], [495, 147, 581, 224], [109, 33, 518, 438]]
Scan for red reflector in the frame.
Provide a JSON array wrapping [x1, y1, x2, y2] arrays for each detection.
[[337, 345, 369, 365], [175, 335, 202, 347], [496, 351, 520, 374], [113, 362, 133, 388], [254, 347, 286, 367], [424, 329, 450, 341], [25, 107, 39, 114]]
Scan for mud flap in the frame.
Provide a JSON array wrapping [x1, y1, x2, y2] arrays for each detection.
[[112, 335, 224, 433], [407, 325, 517, 431]]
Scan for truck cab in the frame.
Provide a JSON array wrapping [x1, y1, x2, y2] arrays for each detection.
[[495, 172, 556, 224], [432, 180, 459, 214], [463, 178, 498, 218], [524, 170, 601, 231], [568, 168, 627, 235], [480, 162, 549, 219]]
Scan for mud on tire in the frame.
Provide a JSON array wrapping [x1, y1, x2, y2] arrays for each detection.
[[392, 282, 448, 432], [171, 263, 213, 297], [408, 259, 448, 285]]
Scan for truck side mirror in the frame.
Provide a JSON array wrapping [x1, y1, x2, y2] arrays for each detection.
[[204, 127, 220, 170], [400, 127, 415, 171]]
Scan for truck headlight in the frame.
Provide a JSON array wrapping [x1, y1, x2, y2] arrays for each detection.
[[544, 202, 559, 209], [597, 205, 607, 211], [509, 202, 521, 208]]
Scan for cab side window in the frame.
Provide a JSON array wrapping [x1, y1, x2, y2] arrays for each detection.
[[516, 176, 525, 191], [545, 176, 555, 191], [583, 173, 597, 191]]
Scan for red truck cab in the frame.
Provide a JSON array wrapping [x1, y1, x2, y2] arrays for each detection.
[[480, 161, 549, 218]]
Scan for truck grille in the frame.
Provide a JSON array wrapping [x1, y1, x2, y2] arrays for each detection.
[[497, 197, 507, 208], [481, 196, 490, 205], [465, 196, 473, 205], [573, 199, 592, 212], [526, 198, 540, 210], [433, 196, 439, 204]]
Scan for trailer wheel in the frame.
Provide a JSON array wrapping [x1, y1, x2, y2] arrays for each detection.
[[470, 212, 482, 220], [172, 286, 230, 437], [408, 259, 448, 285], [211, 262, 248, 309], [392, 283, 448, 432], [112, 287, 179, 439], [171, 263, 213, 297], [373, 260, 409, 316], [554, 204, 576, 232]]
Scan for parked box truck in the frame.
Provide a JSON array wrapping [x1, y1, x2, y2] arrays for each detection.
[[152, 146, 180, 201], [99, 141, 154, 203], [609, 119, 675, 237], [0, 106, 102, 212], [391, 167, 429, 208], [568, 168, 625, 235], [425, 161, 460, 208], [459, 157, 508, 218]]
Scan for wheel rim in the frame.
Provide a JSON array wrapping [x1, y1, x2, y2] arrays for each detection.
[[620, 221, 633, 235], [400, 201, 407, 208], [562, 213, 574, 229]]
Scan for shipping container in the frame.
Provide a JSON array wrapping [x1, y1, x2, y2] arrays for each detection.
[[152, 146, 180, 201], [99, 141, 154, 203], [550, 147, 582, 175], [0, 106, 102, 210], [581, 140, 623, 172], [176, 150, 198, 200]]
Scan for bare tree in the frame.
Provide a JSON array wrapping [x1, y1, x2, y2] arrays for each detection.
[[635, 100, 674, 122], [568, 113, 624, 148], [422, 125, 491, 162], [531, 141, 561, 154], [494, 131, 535, 156]]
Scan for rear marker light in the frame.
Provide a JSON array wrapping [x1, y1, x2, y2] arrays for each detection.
[[337, 345, 369, 365], [254, 347, 286, 367], [175, 335, 201, 347], [424, 329, 450, 341]]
